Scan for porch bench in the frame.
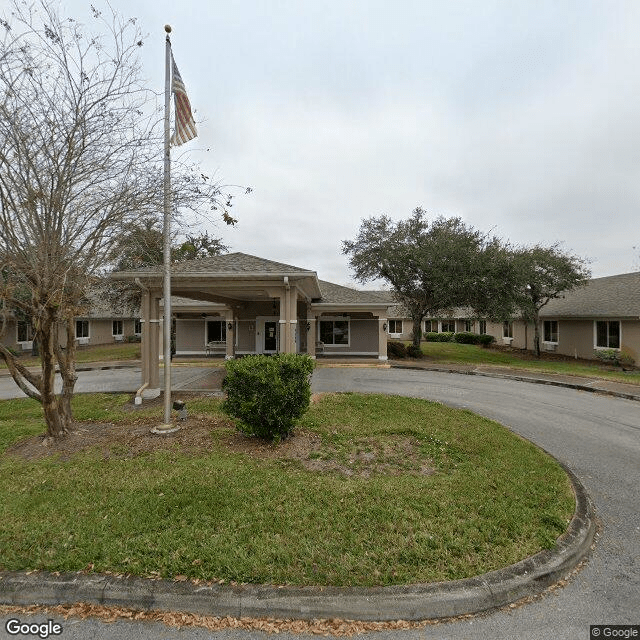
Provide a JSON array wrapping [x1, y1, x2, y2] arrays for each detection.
[[206, 341, 226, 356]]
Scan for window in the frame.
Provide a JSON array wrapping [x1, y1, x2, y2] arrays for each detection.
[[441, 320, 456, 333], [543, 320, 559, 343], [76, 320, 89, 338], [134, 319, 142, 335], [425, 320, 438, 333], [320, 319, 349, 345], [479, 320, 487, 335], [207, 320, 227, 343], [388, 319, 403, 334], [17, 321, 33, 343], [503, 321, 513, 338], [464, 320, 473, 332], [112, 320, 123, 337], [595, 320, 620, 349]]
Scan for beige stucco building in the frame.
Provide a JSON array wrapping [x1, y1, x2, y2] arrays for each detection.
[[382, 272, 640, 363], [112, 253, 391, 394]]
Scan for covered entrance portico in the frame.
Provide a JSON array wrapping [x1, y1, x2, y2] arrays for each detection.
[[112, 253, 390, 396]]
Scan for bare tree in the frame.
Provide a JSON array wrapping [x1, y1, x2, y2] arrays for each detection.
[[0, 2, 234, 438]]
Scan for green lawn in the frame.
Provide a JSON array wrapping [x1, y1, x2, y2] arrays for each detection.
[[1, 343, 141, 369], [0, 393, 574, 587], [415, 342, 640, 385]]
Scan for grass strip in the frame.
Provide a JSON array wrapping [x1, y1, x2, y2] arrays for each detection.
[[416, 342, 640, 385]]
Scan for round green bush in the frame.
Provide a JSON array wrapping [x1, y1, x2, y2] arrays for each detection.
[[222, 354, 315, 441], [477, 333, 496, 346]]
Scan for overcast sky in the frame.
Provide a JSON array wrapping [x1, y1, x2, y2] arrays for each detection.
[[61, 0, 640, 286]]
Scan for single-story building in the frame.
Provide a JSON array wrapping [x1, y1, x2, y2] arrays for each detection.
[[111, 252, 392, 394], [537, 272, 640, 361], [380, 272, 640, 362], [0, 301, 141, 354]]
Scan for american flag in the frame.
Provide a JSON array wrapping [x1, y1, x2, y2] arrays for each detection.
[[170, 54, 197, 146]]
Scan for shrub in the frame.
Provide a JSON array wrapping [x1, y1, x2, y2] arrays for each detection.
[[222, 354, 315, 441], [594, 348, 635, 369], [477, 334, 496, 347], [453, 332, 496, 346], [406, 344, 423, 358], [424, 331, 455, 342], [387, 341, 407, 358], [454, 331, 477, 344]]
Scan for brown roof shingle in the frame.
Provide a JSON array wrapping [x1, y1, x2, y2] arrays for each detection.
[[541, 272, 640, 318]]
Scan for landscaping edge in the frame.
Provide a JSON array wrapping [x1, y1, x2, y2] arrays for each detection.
[[0, 463, 596, 622]]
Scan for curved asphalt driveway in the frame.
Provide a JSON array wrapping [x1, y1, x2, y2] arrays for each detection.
[[2, 367, 639, 639], [312, 368, 640, 638]]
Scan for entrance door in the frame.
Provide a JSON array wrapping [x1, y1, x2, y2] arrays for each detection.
[[264, 321, 278, 352], [256, 317, 279, 354]]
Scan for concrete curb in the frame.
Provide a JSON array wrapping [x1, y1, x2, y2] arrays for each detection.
[[0, 465, 595, 622], [390, 364, 640, 403]]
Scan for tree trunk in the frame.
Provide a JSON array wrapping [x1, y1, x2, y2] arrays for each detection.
[[411, 316, 423, 348], [533, 316, 541, 358], [53, 317, 77, 432], [39, 310, 66, 439]]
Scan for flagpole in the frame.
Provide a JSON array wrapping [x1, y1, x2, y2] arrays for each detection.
[[153, 24, 178, 434]]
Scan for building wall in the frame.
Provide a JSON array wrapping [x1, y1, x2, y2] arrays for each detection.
[[0, 317, 141, 352], [540, 318, 640, 362], [175, 318, 206, 354], [622, 321, 640, 362], [319, 313, 379, 355], [1, 319, 23, 352], [542, 319, 593, 359]]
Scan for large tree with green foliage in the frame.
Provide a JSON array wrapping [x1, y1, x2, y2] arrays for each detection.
[[343, 209, 501, 347], [509, 244, 591, 356], [106, 216, 229, 311]]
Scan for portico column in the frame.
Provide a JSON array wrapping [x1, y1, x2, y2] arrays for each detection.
[[140, 291, 151, 386], [139, 294, 161, 393], [306, 315, 317, 358], [225, 309, 235, 359], [289, 289, 298, 353], [378, 317, 388, 361], [278, 288, 290, 354]]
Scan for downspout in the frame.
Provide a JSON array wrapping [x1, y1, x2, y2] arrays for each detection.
[[134, 278, 149, 405]]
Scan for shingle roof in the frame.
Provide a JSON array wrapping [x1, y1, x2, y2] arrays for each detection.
[[117, 252, 314, 276], [316, 281, 390, 305], [541, 272, 640, 318]]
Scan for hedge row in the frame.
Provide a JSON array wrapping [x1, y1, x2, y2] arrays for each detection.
[[423, 331, 495, 346]]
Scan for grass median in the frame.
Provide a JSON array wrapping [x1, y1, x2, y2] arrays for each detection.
[[0, 392, 574, 587], [416, 342, 640, 385]]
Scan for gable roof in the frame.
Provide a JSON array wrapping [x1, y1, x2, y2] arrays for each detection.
[[113, 252, 316, 277], [316, 281, 390, 305], [541, 272, 640, 318]]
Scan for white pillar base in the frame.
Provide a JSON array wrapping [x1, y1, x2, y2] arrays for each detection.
[[151, 423, 180, 435]]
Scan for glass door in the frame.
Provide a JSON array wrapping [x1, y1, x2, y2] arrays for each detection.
[[264, 321, 278, 352]]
